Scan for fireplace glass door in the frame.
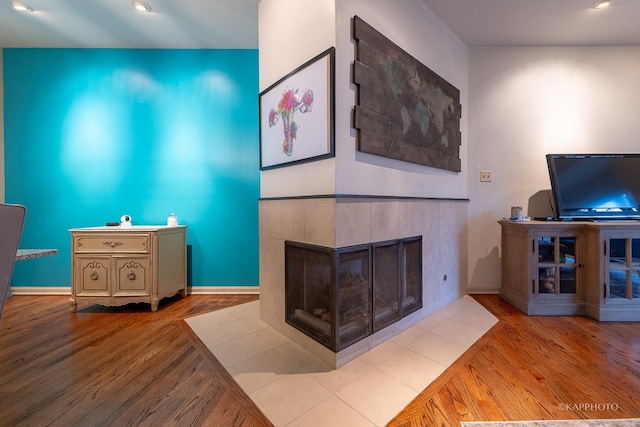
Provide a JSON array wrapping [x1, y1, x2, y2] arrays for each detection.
[[285, 243, 333, 348], [402, 237, 422, 316], [373, 241, 400, 332], [336, 247, 371, 350]]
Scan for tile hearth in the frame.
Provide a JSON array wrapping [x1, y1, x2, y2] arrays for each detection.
[[186, 295, 498, 427]]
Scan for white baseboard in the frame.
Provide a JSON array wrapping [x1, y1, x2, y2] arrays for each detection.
[[188, 286, 260, 295], [10, 287, 71, 296], [468, 289, 500, 295], [9, 286, 260, 296]]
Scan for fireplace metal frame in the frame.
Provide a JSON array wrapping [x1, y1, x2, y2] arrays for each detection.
[[285, 236, 422, 352]]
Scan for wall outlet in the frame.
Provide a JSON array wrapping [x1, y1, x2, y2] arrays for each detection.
[[480, 170, 492, 182]]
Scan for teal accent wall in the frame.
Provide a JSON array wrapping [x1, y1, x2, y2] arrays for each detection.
[[3, 48, 259, 289]]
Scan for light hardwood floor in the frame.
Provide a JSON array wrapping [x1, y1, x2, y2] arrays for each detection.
[[0, 294, 638, 426]]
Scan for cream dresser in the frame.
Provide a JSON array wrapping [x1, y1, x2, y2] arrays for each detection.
[[69, 225, 187, 312]]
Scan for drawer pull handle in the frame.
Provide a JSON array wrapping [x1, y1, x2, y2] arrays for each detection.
[[103, 241, 124, 248], [90, 271, 99, 280], [127, 272, 136, 280]]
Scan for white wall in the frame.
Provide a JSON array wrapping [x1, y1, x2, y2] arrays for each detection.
[[258, 0, 336, 198], [335, 0, 468, 198], [259, 0, 469, 200], [467, 46, 640, 293]]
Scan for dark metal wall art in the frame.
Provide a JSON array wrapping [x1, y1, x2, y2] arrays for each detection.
[[353, 16, 462, 172]]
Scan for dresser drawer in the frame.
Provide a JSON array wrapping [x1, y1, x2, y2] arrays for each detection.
[[74, 234, 150, 253]]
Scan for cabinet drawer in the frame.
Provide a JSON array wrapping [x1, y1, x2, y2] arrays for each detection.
[[74, 234, 150, 253]]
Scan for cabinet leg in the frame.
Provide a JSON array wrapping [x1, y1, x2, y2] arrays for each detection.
[[151, 297, 159, 312], [69, 298, 77, 313]]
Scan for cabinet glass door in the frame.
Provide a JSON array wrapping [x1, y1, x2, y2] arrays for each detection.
[[608, 238, 640, 300], [537, 236, 576, 294]]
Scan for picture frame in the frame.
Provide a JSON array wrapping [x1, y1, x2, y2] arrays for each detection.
[[259, 47, 335, 170]]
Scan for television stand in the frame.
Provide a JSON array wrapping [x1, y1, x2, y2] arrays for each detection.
[[535, 216, 640, 222], [532, 217, 592, 222], [592, 218, 640, 222], [499, 220, 640, 321]]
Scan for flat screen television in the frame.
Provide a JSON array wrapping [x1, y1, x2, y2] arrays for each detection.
[[546, 154, 640, 220]]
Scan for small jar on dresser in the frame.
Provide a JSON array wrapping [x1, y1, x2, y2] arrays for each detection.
[[69, 225, 187, 312]]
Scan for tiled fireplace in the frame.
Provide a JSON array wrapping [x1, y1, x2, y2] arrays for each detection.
[[259, 196, 467, 368]]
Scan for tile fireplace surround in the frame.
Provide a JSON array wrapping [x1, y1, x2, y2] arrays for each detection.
[[259, 196, 468, 368]]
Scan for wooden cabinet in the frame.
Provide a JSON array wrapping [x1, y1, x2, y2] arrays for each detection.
[[500, 220, 640, 321], [69, 226, 187, 312], [583, 224, 640, 321], [499, 221, 586, 315]]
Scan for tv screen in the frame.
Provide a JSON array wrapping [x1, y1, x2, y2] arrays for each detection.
[[546, 154, 640, 220]]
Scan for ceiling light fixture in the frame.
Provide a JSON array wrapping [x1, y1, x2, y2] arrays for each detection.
[[594, 0, 611, 9], [133, 1, 151, 12], [11, 1, 33, 12]]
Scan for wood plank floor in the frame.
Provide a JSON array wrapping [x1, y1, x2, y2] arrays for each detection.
[[0, 293, 270, 427], [389, 295, 640, 426], [0, 294, 638, 426]]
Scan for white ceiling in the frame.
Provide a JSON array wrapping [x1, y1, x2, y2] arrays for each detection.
[[421, 0, 640, 47], [0, 0, 639, 49], [0, 0, 259, 48]]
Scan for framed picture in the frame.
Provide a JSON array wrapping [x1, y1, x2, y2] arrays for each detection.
[[260, 47, 335, 170]]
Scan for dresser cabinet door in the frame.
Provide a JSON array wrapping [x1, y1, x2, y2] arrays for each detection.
[[535, 235, 578, 295], [605, 237, 640, 303], [77, 257, 110, 296], [114, 257, 150, 295]]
